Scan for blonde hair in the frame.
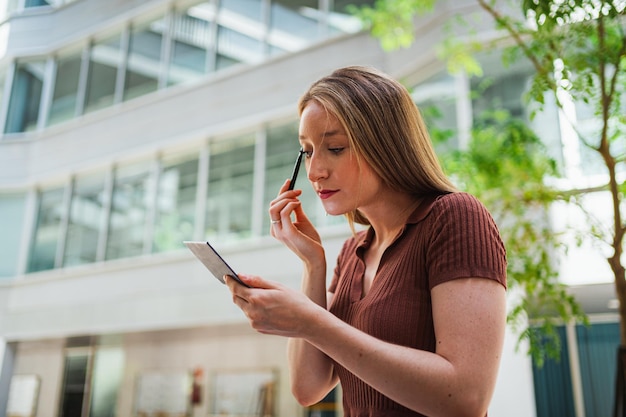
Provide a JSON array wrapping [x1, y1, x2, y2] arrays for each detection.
[[298, 66, 457, 226]]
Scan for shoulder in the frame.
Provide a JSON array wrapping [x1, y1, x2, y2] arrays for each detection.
[[434, 192, 487, 211], [428, 192, 495, 223], [424, 192, 507, 288], [422, 192, 504, 257]]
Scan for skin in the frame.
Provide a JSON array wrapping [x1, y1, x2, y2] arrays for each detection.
[[225, 100, 507, 417]]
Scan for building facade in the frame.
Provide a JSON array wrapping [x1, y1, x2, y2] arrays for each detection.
[[0, 0, 618, 416]]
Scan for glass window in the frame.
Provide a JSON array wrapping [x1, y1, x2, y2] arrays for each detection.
[[216, 0, 264, 69], [269, 0, 320, 56], [0, 193, 27, 278], [472, 72, 530, 119], [28, 187, 65, 273], [264, 122, 302, 235], [216, 27, 264, 69], [48, 50, 82, 126], [89, 347, 124, 417], [221, 0, 262, 21], [124, 17, 165, 101], [63, 173, 107, 267], [0, 66, 8, 118], [85, 34, 123, 114], [24, 0, 51, 7], [574, 99, 618, 176], [412, 72, 460, 152], [10, 0, 77, 12], [59, 350, 90, 417], [153, 153, 199, 252], [5, 60, 45, 134], [106, 162, 154, 260], [471, 52, 564, 171], [205, 135, 255, 241], [168, 2, 215, 85], [329, 0, 374, 35]]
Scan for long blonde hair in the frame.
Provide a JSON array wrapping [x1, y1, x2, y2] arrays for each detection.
[[298, 66, 457, 225]]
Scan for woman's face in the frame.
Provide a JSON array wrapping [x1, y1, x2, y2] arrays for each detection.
[[299, 100, 383, 216]]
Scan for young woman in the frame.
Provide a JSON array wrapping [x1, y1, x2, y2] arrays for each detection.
[[225, 66, 507, 417]]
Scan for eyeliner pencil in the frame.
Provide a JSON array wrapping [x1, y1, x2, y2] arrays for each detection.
[[287, 148, 304, 191]]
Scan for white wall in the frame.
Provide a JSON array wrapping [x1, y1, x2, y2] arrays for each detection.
[[551, 191, 615, 286], [490, 328, 537, 417]]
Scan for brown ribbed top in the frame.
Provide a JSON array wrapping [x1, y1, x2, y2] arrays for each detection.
[[328, 192, 507, 417]]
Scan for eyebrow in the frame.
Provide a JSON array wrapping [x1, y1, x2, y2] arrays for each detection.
[[299, 129, 343, 141]]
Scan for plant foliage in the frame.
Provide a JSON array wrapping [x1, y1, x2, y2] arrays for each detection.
[[355, 0, 626, 366]]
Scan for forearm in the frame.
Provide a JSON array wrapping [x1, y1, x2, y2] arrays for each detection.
[[289, 277, 507, 417], [303, 310, 501, 417], [287, 257, 338, 404]]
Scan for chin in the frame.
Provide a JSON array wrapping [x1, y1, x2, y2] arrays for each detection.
[[321, 205, 348, 217]]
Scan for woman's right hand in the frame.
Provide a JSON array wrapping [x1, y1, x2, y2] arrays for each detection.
[[269, 180, 324, 264]]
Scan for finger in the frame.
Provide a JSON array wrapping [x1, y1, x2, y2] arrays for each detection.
[[292, 199, 310, 223], [269, 193, 302, 228], [237, 273, 278, 290], [269, 189, 302, 212]]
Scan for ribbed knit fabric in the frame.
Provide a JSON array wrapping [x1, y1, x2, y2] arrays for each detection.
[[328, 192, 507, 417]]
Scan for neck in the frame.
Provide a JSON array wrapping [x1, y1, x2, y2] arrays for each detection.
[[362, 193, 421, 245]]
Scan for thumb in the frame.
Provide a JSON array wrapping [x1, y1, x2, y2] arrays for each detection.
[[235, 273, 278, 289]]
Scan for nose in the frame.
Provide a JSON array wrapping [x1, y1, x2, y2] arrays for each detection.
[[306, 153, 328, 183]]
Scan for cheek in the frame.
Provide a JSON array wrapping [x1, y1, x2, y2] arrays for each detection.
[[357, 166, 384, 193]]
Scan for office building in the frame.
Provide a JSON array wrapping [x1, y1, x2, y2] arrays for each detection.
[[0, 0, 618, 416]]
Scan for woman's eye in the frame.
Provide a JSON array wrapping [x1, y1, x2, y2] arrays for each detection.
[[302, 150, 313, 158], [329, 147, 345, 154]]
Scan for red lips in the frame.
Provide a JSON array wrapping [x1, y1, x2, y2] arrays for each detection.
[[318, 189, 338, 200]]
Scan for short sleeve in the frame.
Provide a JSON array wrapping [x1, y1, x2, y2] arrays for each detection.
[[426, 193, 507, 290]]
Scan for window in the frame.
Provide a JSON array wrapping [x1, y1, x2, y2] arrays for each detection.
[[205, 134, 255, 241], [5, 60, 45, 134], [106, 161, 154, 260], [60, 350, 90, 417], [216, 0, 265, 69], [124, 17, 166, 101], [412, 72, 460, 153], [0, 66, 8, 120], [48, 50, 83, 126], [0, 0, 378, 135], [269, 0, 320, 56], [153, 153, 199, 252], [168, 2, 216, 85], [28, 187, 66, 273], [329, 0, 374, 35], [85, 34, 123, 114], [7, 0, 78, 13], [89, 347, 124, 417], [63, 173, 108, 267], [471, 52, 565, 173], [24, 0, 52, 7], [573, 99, 620, 177], [59, 346, 124, 417], [0, 193, 27, 278], [533, 322, 619, 417], [25, 0, 71, 8], [264, 122, 302, 235]]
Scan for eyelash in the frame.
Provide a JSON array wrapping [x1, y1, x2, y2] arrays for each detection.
[[302, 147, 345, 158]]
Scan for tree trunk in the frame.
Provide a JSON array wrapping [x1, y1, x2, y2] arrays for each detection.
[[615, 346, 626, 417]]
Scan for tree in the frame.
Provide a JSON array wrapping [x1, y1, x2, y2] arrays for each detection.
[[355, 0, 626, 413], [443, 108, 587, 366]]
